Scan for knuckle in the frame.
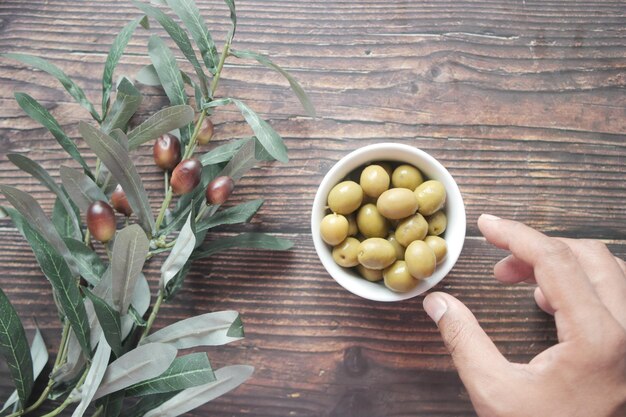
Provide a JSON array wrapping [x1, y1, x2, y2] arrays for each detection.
[[581, 238, 608, 254], [542, 239, 575, 261]]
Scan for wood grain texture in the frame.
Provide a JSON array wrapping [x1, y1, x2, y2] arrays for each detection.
[[0, 0, 625, 416]]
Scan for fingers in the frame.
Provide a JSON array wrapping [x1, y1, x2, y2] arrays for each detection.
[[534, 287, 556, 315], [494, 254, 535, 284], [423, 292, 511, 391]]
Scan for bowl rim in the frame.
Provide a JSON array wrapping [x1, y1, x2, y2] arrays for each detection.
[[311, 142, 466, 302]]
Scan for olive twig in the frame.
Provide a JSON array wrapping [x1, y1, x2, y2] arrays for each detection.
[[139, 289, 164, 342], [39, 365, 91, 417], [154, 186, 173, 233]]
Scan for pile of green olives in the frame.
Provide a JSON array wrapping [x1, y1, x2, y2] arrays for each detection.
[[320, 162, 449, 293]]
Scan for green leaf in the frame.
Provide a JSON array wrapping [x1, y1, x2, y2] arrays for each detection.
[[127, 305, 147, 328], [13, 92, 91, 174], [126, 352, 215, 397], [101, 77, 143, 134], [199, 138, 247, 166], [79, 122, 155, 234], [8, 154, 82, 240], [121, 274, 151, 340], [143, 365, 253, 417], [59, 166, 108, 213], [163, 260, 191, 301], [93, 343, 177, 400], [102, 16, 147, 117], [140, 311, 243, 348], [127, 105, 194, 150], [161, 211, 196, 289], [205, 98, 288, 163], [0, 288, 34, 409], [132, 1, 209, 96], [165, 0, 218, 73], [63, 238, 105, 287], [192, 232, 293, 260], [223, 0, 236, 43], [124, 392, 179, 417], [111, 225, 150, 314], [0, 186, 80, 277], [3, 53, 101, 122], [95, 391, 125, 417], [83, 288, 122, 358], [109, 128, 130, 151], [135, 64, 162, 86], [196, 199, 263, 232], [52, 197, 80, 240], [70, 334, 111, 417], [50, 329, 87, 384]]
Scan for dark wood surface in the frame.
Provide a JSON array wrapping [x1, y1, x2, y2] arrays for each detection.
[[1, 0, 625, 416]]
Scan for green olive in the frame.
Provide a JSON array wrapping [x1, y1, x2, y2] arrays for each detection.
[[332, 237, 361, 267], [346, 214, 358, 236], [414, 180, 446, 216], [376, 188, 419, 220], [328, 181, 363, 215], [357, 238, 397, 270], [356, 264, 383, 282], [395, 213, 428, 247], [391, 164, 424, 190], [320, 213, 349, 245], [387, 232, 405, 261], [405, 240, 437, 279], [427, 210, 447, 236], [356, 203, 389, 238], [424, 235, 447, 265], [383, 261, 418, 292], [359, 165, 390, 198]]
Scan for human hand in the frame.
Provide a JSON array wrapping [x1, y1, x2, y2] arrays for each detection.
[[423, 214, 626, 417]]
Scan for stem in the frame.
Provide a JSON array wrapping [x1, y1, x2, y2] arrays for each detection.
[[91, 406, 103, 417], [39, 365, 90, 417], [83, 229, 91, 246], [155, 185, 173, 233], [94, 158, 102, 182], [54, 322, 71, 369], [210, 39, 232, 96], [164, 169, 169, 194], [195, 204, 209, 223], [139, 290, 164, 342]]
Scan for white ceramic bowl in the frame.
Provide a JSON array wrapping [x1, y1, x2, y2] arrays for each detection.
[[311, 143, 466, 302]]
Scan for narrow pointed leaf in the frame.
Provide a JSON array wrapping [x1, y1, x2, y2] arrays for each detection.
[[135, 64, 162, 86], [126, 352, 215, 397], [205, 98, 288, 163], [0, 288, 34, 409], [8, 154, 81, 240], [125, 392, 178, 417], [143, 365, 253, 417], [215, 137, 257, 182], [140, 311, 243, 348], [50, 330, 87, 383], [199, 138, 248, 166], [63, 239, 105, 286], [127, 105, 194, 150], [83, 288, 122, 358], [109, 128, 129, 151], [161, 211, 196, 289], [111, 224, 150, 314], [133, 1, 209, 96], [192, 232, 293, 260], [95, 391, 124, 417], [163, 260, 191, 301], [79, 122, 155, 234], [3, 53, 100, 121], [121, 273, 151, 339], [196, 199, 263, 232], [223, 0, 236, 42], [93, 343, 177, 400], [52, 197, 81, 240], [70, 335, 111, 417], [13, 92, 91, 174], [102, 17, 146, 116], [101, 77, 143, 133], [230, 49, 315, 117], [165, 0, 218, 72], [60, 166, 108, 213]]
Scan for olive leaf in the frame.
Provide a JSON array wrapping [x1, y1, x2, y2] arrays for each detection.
[[52, 197, 81, 240], [70, 335, 111, 417], [95, 391, 125, 417], [125, 352, 215, 397], [161, 211, 196, 289], [204, 98, 288, 163], [79, 122, 155, 234], [13, 93, 91, 174], [165, 0, 218, 73], [0, 325, 48, 413], [93, 343, 178, 400], [50, 330, 86, 384], [2, 53, 101, 122], [63, 238, 106, 287], [192, 232, 293, 260], [109, 128, 130, 151], [102, 16, 148, 117], [124, 392, 179, 417], [140, 311, 243, 349], [196, 199, 263, 232], [127, 105, 194, 150], [216, 138, 258, 182], [223, 0, 236, 45], [132, 0, 209, 96], [163, 260, 192, 301], [0, 288, 34, 409], [101, 77, 143, 134], [142, 365, 254, 417], [60, 166, 108, 213], [83, 288, 123, 358], [111, 224, 150, 314], [7, 154, 82, 240], [199, 138, 248, 166], [230, 49, 315, 117], [121, 273, 151, 340]]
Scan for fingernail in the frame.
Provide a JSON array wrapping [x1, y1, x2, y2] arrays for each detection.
[[480, 213, 501, 221], [423, 293, 448, 324]]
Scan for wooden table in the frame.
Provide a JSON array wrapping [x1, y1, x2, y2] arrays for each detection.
[[1, 0, 625, 416]]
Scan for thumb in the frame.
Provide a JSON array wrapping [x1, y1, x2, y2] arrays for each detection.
[[423, 292, 510, 390]]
